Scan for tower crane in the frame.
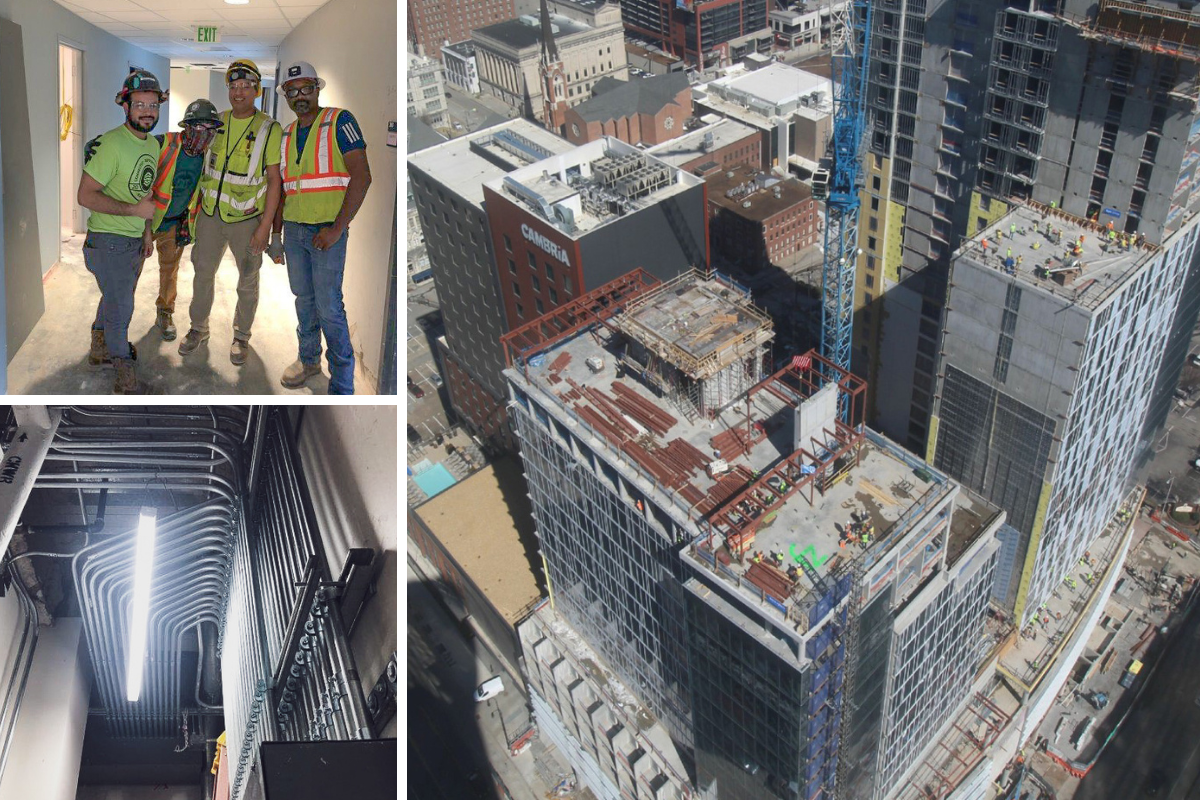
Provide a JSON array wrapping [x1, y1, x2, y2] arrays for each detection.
[[819, 0, 874, 391]]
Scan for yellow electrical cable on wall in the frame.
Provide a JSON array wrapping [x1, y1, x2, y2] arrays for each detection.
[[59, 103, 73, 142]]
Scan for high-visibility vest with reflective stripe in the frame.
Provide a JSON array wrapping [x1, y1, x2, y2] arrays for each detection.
[[280, 107, 351, 225], [199, 110, 276, 222], [150, 133, 201, 232]]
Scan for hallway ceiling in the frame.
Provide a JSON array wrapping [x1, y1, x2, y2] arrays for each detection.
[[52, 0, 329, 68]]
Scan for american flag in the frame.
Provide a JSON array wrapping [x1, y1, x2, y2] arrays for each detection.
[[791, 354, 811, 371]]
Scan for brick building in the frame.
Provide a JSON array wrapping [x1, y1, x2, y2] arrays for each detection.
[[647, 116, 765, 175], [707, 164, 818, 270], [408, 0, 514, 60], [563, 73, 691, 146]]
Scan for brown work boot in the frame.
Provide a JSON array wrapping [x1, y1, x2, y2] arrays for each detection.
[[156, 309, 176, 341], [178, 329, 209, 356], [89, 330, 137, 366], [230, 338, 250, 366], [88, 329, 107, 365], [112, 359, 148, 394], [280, 359, 322, 388]]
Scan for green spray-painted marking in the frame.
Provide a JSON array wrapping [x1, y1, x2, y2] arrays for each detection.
[[790, 543, 828, 569]]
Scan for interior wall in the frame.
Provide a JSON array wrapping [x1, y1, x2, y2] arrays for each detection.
[[296, 405, 397, 737], [0, 0, 170, 273], [0, 618, 89, 800], [168, 67, 215, 130], [277, 0, 398, 392], [0, 16, 46, 364]]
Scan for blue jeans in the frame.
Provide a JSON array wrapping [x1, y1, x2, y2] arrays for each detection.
[[283, 222, 354, 394], [83, 232, 144, 359]]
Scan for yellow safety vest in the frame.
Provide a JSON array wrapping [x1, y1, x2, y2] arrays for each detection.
[[199, 110, 276, 222], [150, 133, 201, 233], [280, 107, 351, 225]]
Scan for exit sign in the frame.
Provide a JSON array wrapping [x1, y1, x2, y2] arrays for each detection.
[[196, 26, 220, 43]]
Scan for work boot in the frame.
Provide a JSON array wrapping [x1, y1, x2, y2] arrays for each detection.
[[112, 359, 148, 395], [156, 309, 176, 341], [280, 359, 322, 388], [230, 338, 250, 366], [178, 329, 209, 356], [88, 330, 137, 365], [88, 329, 107, 365]]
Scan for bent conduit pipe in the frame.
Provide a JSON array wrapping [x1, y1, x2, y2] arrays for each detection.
[[0, 565, 39, 786]]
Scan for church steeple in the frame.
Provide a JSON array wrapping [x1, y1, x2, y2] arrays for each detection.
[[538, 0, 568, 135], [539, 0, 559, 64]]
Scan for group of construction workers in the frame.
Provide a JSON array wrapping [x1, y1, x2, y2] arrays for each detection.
[[77, 58, 372, 394]]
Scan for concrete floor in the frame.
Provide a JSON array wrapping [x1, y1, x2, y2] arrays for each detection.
[[8, 234, 375, 395]]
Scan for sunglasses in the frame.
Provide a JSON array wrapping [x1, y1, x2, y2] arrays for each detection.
[[284, 84, 317, 99]]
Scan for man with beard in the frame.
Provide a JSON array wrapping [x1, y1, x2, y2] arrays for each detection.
[[77, 69, 164, 394], [270, 61, 372, 394], [179, 59, 282, 366], [147, 99, 223, 341]]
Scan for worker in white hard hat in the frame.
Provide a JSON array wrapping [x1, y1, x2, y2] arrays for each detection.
[[180, 58, 283, 367], [270, 60, 372, 395]]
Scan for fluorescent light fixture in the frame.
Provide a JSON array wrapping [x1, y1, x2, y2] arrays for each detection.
[[125, 509, 157, 703], [225, 0, 250, 5]]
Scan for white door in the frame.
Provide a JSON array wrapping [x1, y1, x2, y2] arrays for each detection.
[[58, 42, 85, 257]]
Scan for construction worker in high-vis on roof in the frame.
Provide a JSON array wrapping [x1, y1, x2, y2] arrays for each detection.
[[179, 59, 283, 366], [77, 68, 166, 394], [270, 60, 372, 395], [149, 98, 224, 342]]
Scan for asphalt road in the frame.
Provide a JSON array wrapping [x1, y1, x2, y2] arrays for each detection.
[[1075, 592, 1200, 800]]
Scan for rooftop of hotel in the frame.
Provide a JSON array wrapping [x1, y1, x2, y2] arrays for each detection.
[[504, 271, 968, 629], [955, 202, 1160, 311], [483, 137, 703, 236], [406, 120, 572, 208]]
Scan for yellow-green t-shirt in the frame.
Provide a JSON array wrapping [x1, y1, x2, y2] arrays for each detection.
[[82, 124, 160, 238]]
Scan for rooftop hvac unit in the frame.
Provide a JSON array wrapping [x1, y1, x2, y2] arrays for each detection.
[[742, 200, 752, 208], [702, 131, 715, 152]]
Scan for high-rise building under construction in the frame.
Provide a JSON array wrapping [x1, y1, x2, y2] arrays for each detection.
[[858, 0, 1200, 455], [858, 0, 1200, 624], [503, 270, 1006, 799]]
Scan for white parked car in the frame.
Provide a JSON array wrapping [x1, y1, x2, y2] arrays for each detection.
[[474, 676, 505, 702]]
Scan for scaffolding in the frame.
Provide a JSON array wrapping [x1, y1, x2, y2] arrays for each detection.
[[1062, 0, 1200, 65], [612, 268, 774, 419]]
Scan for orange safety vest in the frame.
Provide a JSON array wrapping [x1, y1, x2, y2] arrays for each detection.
[[150, 132, 201, 233], [280, 107, 351, 224]]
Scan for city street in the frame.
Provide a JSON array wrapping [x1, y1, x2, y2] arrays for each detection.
[[1075, 585, 1200, 799], [407, 562, 549, 800]]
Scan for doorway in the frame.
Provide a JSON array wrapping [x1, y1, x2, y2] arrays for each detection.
[[58, 42, 84, 264]]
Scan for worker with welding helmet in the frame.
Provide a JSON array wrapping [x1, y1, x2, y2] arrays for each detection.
[[148, 98, 224, 342], [180, 58, 282, 367]]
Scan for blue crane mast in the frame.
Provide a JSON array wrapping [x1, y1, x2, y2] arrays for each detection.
[[820, 0, 874, 388]]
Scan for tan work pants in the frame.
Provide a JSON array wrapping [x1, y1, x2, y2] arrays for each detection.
[[188, 210, 262, 340], [152, 225, 184, 313]]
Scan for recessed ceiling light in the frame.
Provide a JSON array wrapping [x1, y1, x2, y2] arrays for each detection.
[[225, 0, 250, 5]]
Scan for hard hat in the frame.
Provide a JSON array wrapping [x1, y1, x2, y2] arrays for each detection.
[[179, 99, 223, 129], [277, 60, 326, 93], [115, 68, 168, 106], [225, 59, 262, 86]]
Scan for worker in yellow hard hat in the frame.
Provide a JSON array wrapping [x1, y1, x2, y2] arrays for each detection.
[[180, 58, 283, 366]]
